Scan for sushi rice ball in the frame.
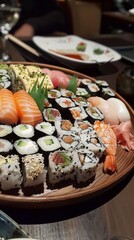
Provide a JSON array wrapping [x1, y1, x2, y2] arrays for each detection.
[[14, 139, 39, 155], [13, 124, 34, 138]]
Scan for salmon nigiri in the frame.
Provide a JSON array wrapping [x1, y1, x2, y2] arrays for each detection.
[[0, 89, 18, 125], [14, 90, 43, 126]]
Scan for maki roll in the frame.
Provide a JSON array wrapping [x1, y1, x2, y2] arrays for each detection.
[[35, 122, 55, 136], [69, 106, 88, 121], [76, 87, 89, 97], [101, 87, 115, 99], [81, 78, 92, 86], [87, 83, 100, 96], [75, 151, 99, 183], [55, 119, 74, 135], [37, 136, 61, 152], [0, 154, 22, 191], [0, 125, 12, 138], [43, 108, 61, 122], [60, 89, 75, 98], [55, 97, 75, 108], [14, 139, 39, 155], [74, 120, 93, 133], [95, 80, 109, 89], [0, 139, 13, 154], [0, 66, 11, 90], [72, 96, 89, 107], [58, 133, 79, 151], [86, 106, 104, 124], [48, 150, 77, 185], [13, 124, 34, 138], [76, 129, 106, 157], [22, 153, 46, 187]]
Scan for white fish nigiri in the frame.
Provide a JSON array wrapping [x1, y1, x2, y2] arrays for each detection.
[[88, 97, 119, 125], [107, 98, 130, 123]]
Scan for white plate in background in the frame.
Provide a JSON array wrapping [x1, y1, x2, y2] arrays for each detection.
[[33, 35, 121, 68]]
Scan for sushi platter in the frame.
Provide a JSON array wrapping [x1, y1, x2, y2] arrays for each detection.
[[0, 62, 133, 208]]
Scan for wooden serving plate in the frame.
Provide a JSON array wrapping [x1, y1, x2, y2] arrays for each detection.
[[0, 62, 133, 208]]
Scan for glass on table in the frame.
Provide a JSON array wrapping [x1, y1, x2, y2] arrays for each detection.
[[0, 0, 21, 61], [116, 66, 134, 109]]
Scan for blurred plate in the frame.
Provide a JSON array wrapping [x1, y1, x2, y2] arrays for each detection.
[[32, 35, 121, 68], [0, 210, 29, 239]]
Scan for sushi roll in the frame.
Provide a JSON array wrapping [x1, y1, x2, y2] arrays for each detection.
[[13, 124, 34, 138], [0, 66, 11, 90], [35, 122, 55, 136], [76, 87, 89, 97], [37, 136, 61, 152], [48, 89, 61, 99], [75, 151, 99, 183], [22, 153, 46, 187], [72, 96, 89, 107], [55, 119, 74, 135], [55, 97, 75, 108], [87, 83, 100, 96], [43, 108, 61, 122], [81, 78, 92, 86], [60, 89, 75, 98], [69, 106, 88, 121], [76, 129, 106, 157], [0, 125, 12, 138], [58, 133, 79, 151], [0, 139, 13, 154], [101, 87, 115, 99], [86, 106, 104, 124], [48, 150, 77, 185], [74, 120, 93, 133], [44, 99, 52, 108], [95, 80, 109, 89], [14, 139, 39, 155], [0, 154, 22, 191]]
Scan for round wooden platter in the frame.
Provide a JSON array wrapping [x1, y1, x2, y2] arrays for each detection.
[[0, 62, 133, 208]]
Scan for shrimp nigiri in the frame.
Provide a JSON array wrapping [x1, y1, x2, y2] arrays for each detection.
[[14, 90, 43, 126], [94, 120, 117, 173], [0, 89, 18, 125], [88, 96, 119, 125]]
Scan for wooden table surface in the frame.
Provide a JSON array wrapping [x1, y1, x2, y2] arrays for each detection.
[[0, 33, 134, 240]]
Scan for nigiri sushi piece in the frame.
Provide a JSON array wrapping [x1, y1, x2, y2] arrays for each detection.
[[112, 120, 134, 151], [0, 89, 18, 125], [107, 98, 130, 123], [88, 96, 119, 125], [94, 120, 117, 173], [41, 68, 70, 88], [14, 90, 43, 126]]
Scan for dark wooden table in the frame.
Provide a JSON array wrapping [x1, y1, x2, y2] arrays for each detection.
[[0, 33, 134, 240]]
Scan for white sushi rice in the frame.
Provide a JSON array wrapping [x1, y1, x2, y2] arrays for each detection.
[[48, 89, 61, 98], [76, 87, 89, 96], [55, 119, 75, 135], [0, 155, 22, 190], [13, 124, 34, 138], [22, 153, 46, 187], [0, 125, 12, 137], [14, 139, 39, 155], [58, 133, 79, 151], [37, 136, 61, 152], [0, 139, 13, 153], [69, 106, 88, 120], [35, 122, 55, 135], [75, 151, 99, 183]]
